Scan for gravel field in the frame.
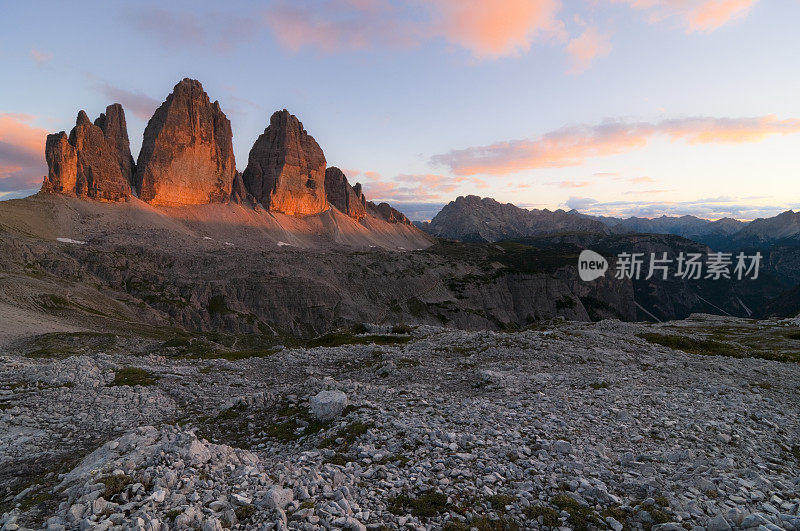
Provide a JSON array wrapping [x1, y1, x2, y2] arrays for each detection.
[[1, 316, 799, 530]]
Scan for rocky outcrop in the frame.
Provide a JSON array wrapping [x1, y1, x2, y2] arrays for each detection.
[[325, 167, 366, 221], [42, 108, 133, 201], [135, 79, 235, 206], [94, 103, 135, 185], [368, 201, 412, 225], [242, 110, 327, 215], [230, 172, 257, 206]]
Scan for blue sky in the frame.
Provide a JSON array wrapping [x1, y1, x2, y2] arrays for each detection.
[[1, 0, 799, 220]]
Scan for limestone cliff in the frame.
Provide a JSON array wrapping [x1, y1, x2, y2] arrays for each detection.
[[42, 107, 133, 201], [135, 78, 235, 206], [242, 110, 327, 215], [325, 167, 366, 221]]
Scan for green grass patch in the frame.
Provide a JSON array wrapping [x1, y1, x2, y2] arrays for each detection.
[[638, 332, 743, 358], [350, 323, 369, 334], [551, 494, 602, 531], [18, 488, 52, 511], [391, 324, 414, 334], [234, 504, 256, 521], [98, 474, 134, 499], [486, 494, 517, 512], [524, 505, 560, 527], [197, 348, 279, 361], [650, 508, 673, 525], [602, 506, 629, 526], [324, 453, 352, 466], [589, 382, 609, 390], [109, 367, 158, 387], [389, 491, 449, 518], [468, 516, 520, 531], [38, 294, 114, 318], [24, 331, 119, 359], [319, 422, 372, 451], [302, 333, 410, 348]]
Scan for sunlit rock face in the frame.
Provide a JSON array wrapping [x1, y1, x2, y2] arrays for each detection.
[[242, 110, 328, 216], [325, 167, 366, 221], [43, 107, 133, 201], [135, 78, 235, 206]]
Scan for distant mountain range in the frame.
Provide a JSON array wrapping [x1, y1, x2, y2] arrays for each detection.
[[417, 195, 800, 250], [413, 195, 800, 320], [416, 195, 611, 242]]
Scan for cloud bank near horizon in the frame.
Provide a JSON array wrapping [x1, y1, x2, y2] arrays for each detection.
[[0, 114, 48, 192], [431, 115, 800, 176]]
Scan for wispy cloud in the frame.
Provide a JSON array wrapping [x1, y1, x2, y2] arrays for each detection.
[[266, 0, 419, 53], [551, 180, 594, 188], [351, 170, 486, 202], [265, 0, 565, 59], [564, 195, 794, 220], [431, 114, 800, 176], [612, 0, 760, 32], [97, 82, 160, 121], [127, 7, 257, 51], [687, 0, 759, 32], [30, 49, 52, 65], [566, 27, 611, 73], [623, 188, 673, 194], [0, 114, 48, 192]]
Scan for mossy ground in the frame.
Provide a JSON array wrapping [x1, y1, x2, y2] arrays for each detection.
[[388, 492, 449, 518], [23, 332, 120, 359], [640, 321, 800, 363], [524, 505, 560, 527], [109, 367, 159, 387]]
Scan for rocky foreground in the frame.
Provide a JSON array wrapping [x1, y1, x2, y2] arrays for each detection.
[[1, 316, 799, 530]]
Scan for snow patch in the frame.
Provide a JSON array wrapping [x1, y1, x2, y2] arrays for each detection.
[[56, 238, 86, 245], [277, 241, 293, 247]]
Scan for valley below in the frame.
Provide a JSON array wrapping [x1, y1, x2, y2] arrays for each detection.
[[1, 196, 799, 530]]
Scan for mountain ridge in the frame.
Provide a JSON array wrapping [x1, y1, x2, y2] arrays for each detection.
[[420, 195, 799, 248]]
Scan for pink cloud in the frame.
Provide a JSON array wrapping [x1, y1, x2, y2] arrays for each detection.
[[432, 0, 565, 59], [266, 0, 565, 59], [0, 114, 48, 191], [431, 115, 800, 176], [686, 0, 759, 31], [361, 172, 485, 201], [612, 0, 760, 32], [30, 49, 52, 65], [566, 27, 612, 74], [341, 168, 361, 178], [629, 176, 656, 183], [554, 180, 593, 188]]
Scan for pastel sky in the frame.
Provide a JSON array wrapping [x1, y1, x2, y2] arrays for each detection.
[[1, 0, 799, 220]]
